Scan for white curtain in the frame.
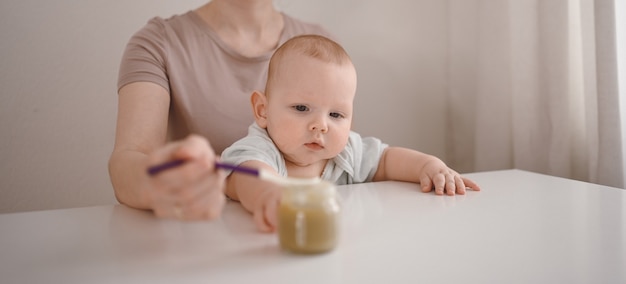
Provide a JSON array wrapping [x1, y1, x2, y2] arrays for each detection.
[[446, 0, 625, 188]]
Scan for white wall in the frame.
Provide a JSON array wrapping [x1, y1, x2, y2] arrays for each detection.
[[617, 0, 626, 188], [0, 0, 448, 213]]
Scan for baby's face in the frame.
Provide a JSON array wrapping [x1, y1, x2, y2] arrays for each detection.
[[264, 54, 357, 169]]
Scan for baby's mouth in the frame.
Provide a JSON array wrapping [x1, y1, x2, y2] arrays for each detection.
[[304, 142, 324, 151]]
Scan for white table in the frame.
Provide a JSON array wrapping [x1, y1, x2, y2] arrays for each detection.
[[1, 170, 624, 284]]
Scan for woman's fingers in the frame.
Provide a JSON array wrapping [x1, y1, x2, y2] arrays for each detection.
[[145, 134, 227, 220]]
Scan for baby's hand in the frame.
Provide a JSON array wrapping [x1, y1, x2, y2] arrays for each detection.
[[419, 159, 481, 195], [252, 186, 282, 232]]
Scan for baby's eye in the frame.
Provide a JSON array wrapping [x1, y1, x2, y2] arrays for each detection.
[[329, 112, 344, 119], [293, 105, 309, 112]]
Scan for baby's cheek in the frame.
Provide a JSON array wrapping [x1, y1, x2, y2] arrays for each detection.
[[329, 134, 350, 156]]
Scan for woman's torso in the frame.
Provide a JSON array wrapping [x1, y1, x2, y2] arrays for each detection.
[[118, 11, 332, 153]]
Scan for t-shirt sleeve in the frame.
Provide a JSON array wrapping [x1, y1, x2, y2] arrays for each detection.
[[117, 17, 170, 93]]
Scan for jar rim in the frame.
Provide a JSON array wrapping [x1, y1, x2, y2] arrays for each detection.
[[282, 180, 336, 197]]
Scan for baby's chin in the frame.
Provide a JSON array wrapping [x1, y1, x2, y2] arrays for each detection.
[[284, 154, 333, 168], [285, 157, 324, 167]]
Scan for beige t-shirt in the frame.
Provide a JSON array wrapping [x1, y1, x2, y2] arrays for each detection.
[[118, 11, 332, 153]]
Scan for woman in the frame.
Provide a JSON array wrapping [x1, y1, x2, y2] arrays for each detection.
[[109, 0, 333, 220]]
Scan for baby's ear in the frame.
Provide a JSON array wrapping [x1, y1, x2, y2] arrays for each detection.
[[251, 91, 268, 128]]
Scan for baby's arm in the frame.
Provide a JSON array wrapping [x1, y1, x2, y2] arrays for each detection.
[[373, 147, 480, 195], [225, 160, 282, 232]]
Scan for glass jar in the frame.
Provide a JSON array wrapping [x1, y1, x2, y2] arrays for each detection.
[[278, 180, 340, 254]]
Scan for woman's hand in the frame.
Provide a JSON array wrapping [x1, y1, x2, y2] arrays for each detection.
[[145, 134, 227, 220]]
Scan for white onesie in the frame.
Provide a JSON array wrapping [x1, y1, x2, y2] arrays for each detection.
[[220, 123, 389, 185]]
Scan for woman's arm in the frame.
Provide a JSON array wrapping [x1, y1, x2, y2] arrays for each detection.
[[109, 82, 170, 209], [109, 82, 226, 219]]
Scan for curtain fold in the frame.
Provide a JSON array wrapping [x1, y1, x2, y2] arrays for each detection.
[[446, 0, 624, 188]]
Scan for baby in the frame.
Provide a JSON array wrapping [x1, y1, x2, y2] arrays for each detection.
[[221, 35, 480, 232]]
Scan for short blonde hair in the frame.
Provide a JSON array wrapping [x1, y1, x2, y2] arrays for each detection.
[[265, 35, 352, 93]]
